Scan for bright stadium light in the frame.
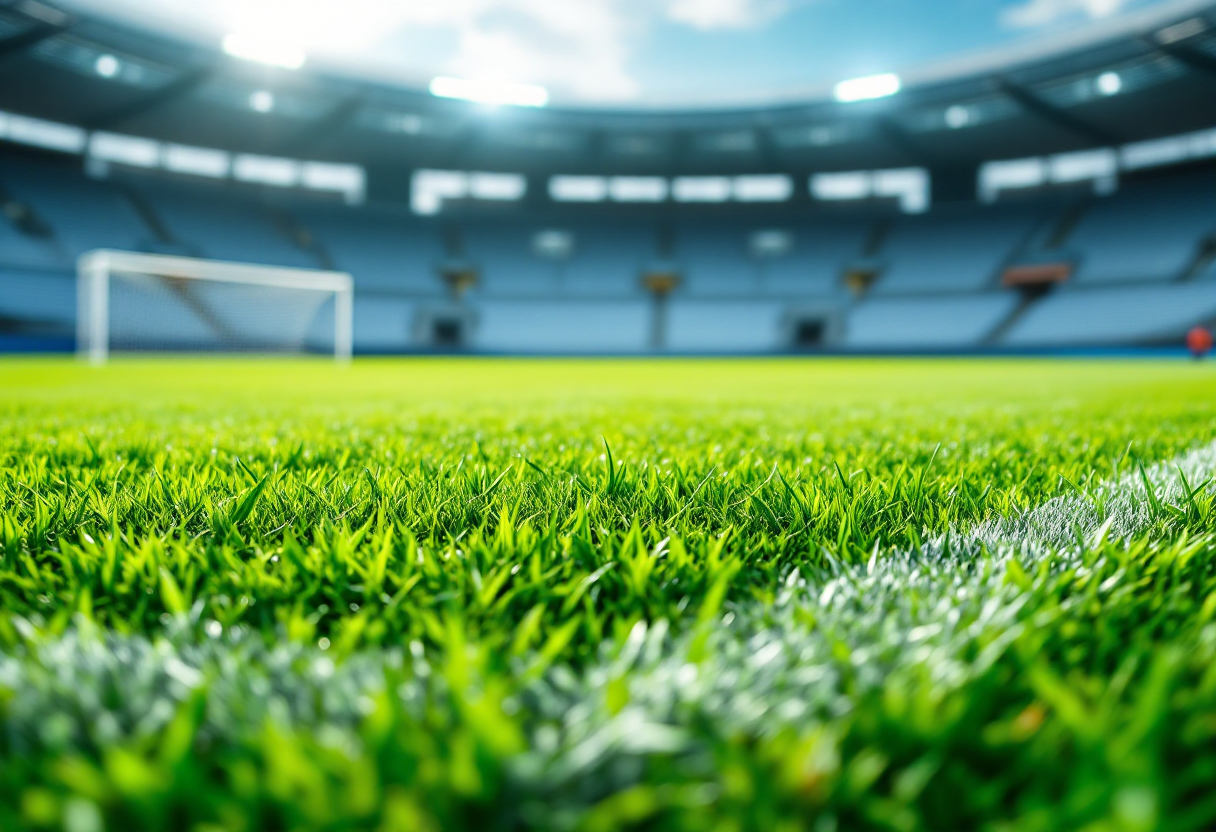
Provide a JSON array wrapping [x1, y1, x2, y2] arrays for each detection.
[[249, 90, 275, 114], [94, 54, 120, 78], [945, 105, 971, 129], [833, 72, 901, 103], [429, 76, 549, 108], [222, 31, 306, 70], [1096, 71, 1122, 96]]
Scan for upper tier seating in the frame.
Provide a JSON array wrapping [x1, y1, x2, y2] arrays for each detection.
[[1066, 173, 1216, 285], [872, 204, 1042, 295], [673, 224, 759, 296], [461, 223, 561, 297], [558, 223, 656, 299], [292, 204, 444, 294], [761, 220, 869, 297], [139, 181, 319, 269], [0, 156, 149, 260]]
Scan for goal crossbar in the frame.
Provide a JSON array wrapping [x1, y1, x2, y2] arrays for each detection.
[[77, 249, 354, 363]]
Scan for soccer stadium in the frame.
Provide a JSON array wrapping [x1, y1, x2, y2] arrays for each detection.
[[2, 0, 1216, 828]]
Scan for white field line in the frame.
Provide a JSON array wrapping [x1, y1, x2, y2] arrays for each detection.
[[931, 437, 1216, 561], [2, 440, 1215, 774]]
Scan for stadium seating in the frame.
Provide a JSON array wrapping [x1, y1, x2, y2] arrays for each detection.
[[1065, 174, 1216, 285], [0, 156, 150, 260], [476, 300, 650, 352], [0, 216, 64, 270], [138, 181, 320, 269], [4, 144, 1216, 354], [558, 223, 656, 299], [1003, 283, 1216, 345], [845, 294, 1021, 348], [0, 270, 75, 328], [461, 223, 561, 297], [674, 224, 759, 296], [760, 220, 869, 297], [667, 300, 788, 351], [291, 204, 445, 294], [871, 204, 1042, 295]]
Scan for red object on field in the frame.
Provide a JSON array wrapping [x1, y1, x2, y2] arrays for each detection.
[[1187, 326, 1213, 358]]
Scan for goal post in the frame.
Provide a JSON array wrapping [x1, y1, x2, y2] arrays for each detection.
[[77, 250, 353, 363]]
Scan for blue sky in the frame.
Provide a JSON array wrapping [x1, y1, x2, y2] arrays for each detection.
[[64, 0, 1190, 106]]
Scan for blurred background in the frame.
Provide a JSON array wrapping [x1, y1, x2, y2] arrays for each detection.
[[1, 0, 1215, 356]]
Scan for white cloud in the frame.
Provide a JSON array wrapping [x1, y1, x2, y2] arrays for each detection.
[[446, 1, 641, 101], [60, 0, 802, 102], [1001, 0, 1132, 28], [665, 0, 789, 30]]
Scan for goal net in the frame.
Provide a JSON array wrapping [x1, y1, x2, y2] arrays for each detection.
[[77, 250, 353, 363]]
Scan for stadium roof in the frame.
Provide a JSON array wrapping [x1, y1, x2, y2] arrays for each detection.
[[2, 0, 1216, 178]]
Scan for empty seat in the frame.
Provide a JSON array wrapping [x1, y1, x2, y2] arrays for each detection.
[[1067, 174, 1216, 285], [0, 269, 75, 326], [560, 224, 655, 299], [0, 218, 65, 270], [762, 221, 869, 296], [0, 156, 150, 258], [462, 224, 559, 297], [296, 205, 443, 293], [1003, 283, 1216, 345], [846, 294, 1020, 348], [667, 300, 786, 351], [351, 297, 416, 352], [475, 300, 649, 352], [674, 225, 758, 296], [873, 205, 1040, 294], [140, 182, 319, 269]]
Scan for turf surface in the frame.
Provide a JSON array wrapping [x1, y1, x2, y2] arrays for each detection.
[[2, 357, 1216, 831]]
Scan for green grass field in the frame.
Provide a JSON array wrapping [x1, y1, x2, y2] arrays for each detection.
[[3, 357, 1216, 832]]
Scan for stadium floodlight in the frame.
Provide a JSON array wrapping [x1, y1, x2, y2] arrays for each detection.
[[88, 132, 159, 169], [945, 105, 971, 129], [77, 250, 353, 363], [429, 76, 549, 108], [673, 177, 731, 203], [249, 90, 275, 113], [550, 176, 607, 202], [833, 73, 901, 103], [94, 54, 120, 78], [162, 144, 230, 178], [2, 112, 86, 153], [1096, 71, 1122, 96], [222, 31, 306, 70]]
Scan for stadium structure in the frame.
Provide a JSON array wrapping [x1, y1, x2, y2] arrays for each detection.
[[2, 0, 1216, 354]]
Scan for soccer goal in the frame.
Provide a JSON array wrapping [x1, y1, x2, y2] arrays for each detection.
[[77, 250, 353, 363]]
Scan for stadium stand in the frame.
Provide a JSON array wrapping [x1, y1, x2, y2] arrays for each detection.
[[844, 294, 1022, 349], [759, 221, 869, 298], [292, 204, 444, 295], [1003, 283, 1216, 346], [4, 147, 1216, 353], [462, 222, 561, 298], [135, 180, 320, 269], [558, 223, 657, 299], [0, 155, 149, 260], [667, 300, 788, 352], [870, 204, 1043, 295], [1064, 173, 1216, 285], [477, 300, 651, 352], [674, 224, 760, 297]]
